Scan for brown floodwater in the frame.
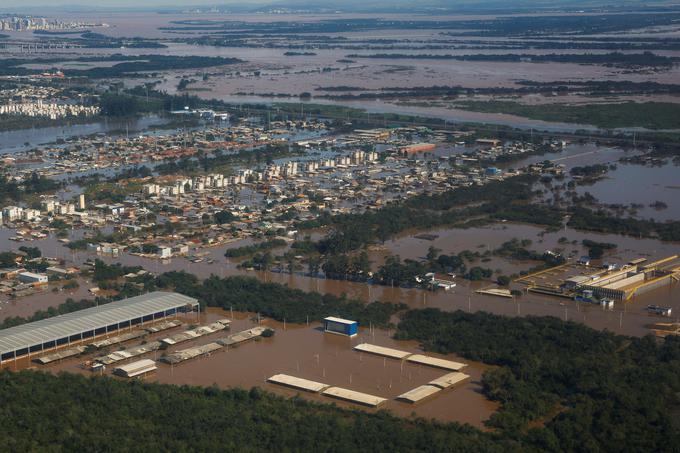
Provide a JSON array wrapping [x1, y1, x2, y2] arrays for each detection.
[[2, 216, 680, 338], [9, 308, 498, 427], [0, 276, 92, 321], [574, 162, 680, 222], [0, 140, 675, 331]]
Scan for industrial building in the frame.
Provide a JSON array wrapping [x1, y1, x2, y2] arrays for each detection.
[[323, 317, 358, 337], [114, 359, 157, 378], [354, 343, 411, 359], [406, 354, 467, 371], [17, 271, 48, 284], [0, 291, 198, 363], [428, 372, 470, 389], [160, 327, 267, 365], [516, 256, 680, 301], [399, 143, 436, 154]]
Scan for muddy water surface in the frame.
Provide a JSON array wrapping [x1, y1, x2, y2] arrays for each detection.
[[2, 218, 680, 337], [12, 309, 497, 426]]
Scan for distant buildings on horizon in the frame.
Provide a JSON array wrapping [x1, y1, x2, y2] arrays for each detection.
[[0, 15, 106, 32]]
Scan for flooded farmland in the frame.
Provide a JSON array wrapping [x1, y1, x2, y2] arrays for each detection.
[[4, 12, 680, 132]]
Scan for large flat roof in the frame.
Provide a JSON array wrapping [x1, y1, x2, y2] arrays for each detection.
[[428, 372, 470, 389], [406, 354, 467, 371], [114, 359, 157, 377], [0, 291, 197, 356], [268, 374, 329, 393], [322, 386, 387, 407], [353, 343, 412, 360], [323, 316, 357, 325], [397, 385, 441, 403]]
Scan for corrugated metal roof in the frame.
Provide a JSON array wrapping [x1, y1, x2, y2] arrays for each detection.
[[0, 292, 197, 356], [428, 372, 470, 389]]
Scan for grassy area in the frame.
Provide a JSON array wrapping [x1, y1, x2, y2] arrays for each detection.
[[84, 181, 143, 204], [454, 100, 680, 130]]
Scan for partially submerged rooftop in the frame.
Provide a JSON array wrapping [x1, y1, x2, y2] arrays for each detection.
[[267, 374, 329, 393], [0, 291, 198, 360], [353, 343, 411, 360], [322, 386, 387, 407], [406, 354, 467, 371], [397, 385, 442, 403]]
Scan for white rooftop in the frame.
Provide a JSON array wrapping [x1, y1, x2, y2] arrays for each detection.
[[353, 343, 412, 360], [268, 374, 329, 393], [406, 354, 467, 371], [324, 316, 357, 325], [428, 372, 470, 389], [322, 386, 387, 407], [397, 385, 441, 403]]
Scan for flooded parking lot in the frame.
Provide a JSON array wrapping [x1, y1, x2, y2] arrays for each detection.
[[5, 308, 497, 426]]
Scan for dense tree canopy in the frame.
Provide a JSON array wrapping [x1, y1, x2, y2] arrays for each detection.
[[0, 371, 511, 452], [396, 309, 680, 451]]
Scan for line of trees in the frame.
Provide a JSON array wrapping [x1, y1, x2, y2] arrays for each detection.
[[568, 207, 680, 242], [156, 271, 404, 327]]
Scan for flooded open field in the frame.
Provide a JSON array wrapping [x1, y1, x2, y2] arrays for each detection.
[[574, 161, 680, 222]]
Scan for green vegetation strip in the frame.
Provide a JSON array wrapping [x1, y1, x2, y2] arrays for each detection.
[[347, 52, 677, 67], [225, 239, 287, 258]]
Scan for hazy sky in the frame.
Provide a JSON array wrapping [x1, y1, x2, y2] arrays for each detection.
[[1, 0, 269, 6], [0, 0, 269, 8], [0, 0, 657, 11]]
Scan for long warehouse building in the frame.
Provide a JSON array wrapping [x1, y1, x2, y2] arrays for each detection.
[[0, 291, 198, 363]]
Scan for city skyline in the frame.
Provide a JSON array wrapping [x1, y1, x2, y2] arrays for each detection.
[[0, 0, 667, 12]]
